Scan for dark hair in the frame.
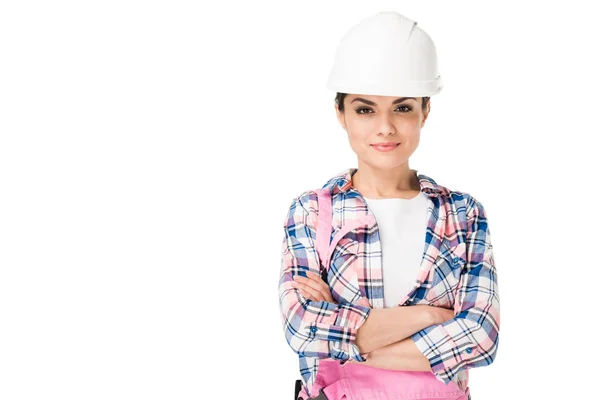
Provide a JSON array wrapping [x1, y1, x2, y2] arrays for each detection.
[[335, 92, 430, 113]]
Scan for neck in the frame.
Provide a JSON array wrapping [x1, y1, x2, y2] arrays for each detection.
[[351, 162, 420, 199]]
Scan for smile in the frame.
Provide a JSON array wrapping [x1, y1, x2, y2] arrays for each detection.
[[371, 143, 400, 152]]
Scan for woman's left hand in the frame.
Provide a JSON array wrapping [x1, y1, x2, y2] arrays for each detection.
[[291, 271, 336, 303], [291, 271, 371, 308], [292, 271, 373, 363]]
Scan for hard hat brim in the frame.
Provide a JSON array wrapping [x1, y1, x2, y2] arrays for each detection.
[[326, 77, 443, 97]]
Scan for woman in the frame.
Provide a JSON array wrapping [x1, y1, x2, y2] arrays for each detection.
[[279, 11, 500, 400]]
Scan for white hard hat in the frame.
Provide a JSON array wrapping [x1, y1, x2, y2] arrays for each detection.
[[326, 11, 442, 97]]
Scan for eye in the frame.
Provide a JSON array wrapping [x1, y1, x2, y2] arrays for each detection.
[[355, 105, 412, 115], [355, 107, 374, 115], [395, 105, 412, 113]]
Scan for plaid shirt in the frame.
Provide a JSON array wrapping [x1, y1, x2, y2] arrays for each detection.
[[279, 167, 500, 398]]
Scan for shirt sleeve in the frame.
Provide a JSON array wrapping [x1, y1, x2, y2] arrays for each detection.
[[278, 195, 372, 362], [410, 197, 500, 384]]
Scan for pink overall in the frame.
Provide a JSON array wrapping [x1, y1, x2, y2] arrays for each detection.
[[302, 359, 470, 400], [297, 189, 471, 400]]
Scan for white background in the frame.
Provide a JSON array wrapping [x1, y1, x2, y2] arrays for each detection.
[[1, 1, 599, 399]]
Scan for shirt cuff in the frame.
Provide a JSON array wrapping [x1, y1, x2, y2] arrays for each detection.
[[411, 321, 479, 384], [306, 302, 371, 362]]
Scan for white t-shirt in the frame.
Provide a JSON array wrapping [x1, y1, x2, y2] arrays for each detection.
[[363, 192, 430, 308]]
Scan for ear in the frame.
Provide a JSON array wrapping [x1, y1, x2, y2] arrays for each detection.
[[421, 99, 431, 127], [335, 103, 347, 130]]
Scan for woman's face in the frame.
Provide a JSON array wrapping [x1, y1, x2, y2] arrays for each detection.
[[335, 94, 429, 169]]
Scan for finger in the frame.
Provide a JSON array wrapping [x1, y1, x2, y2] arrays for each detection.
[[295, 275, 332, 302], [294, 275, 325, 294], [294, 281, 325, 302], [297, 279, 336, 304], [305, 273, 334, 301], [321, 288, 334, 303], [298, 288, 316, 301], [299, 271, 326, 287], [296, 287, 308, 298], [291, 282, 315, 301]]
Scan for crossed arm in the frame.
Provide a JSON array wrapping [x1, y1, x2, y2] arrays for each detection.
[[280, 195, 499, 383], [291, 272, 450, 372]]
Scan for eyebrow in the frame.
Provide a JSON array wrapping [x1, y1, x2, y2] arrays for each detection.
[[350, 97, 417, 106]]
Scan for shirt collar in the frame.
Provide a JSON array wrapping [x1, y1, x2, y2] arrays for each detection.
[[329, 167, 447, 198]]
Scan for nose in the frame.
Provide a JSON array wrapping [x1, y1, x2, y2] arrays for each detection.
[[377, 111, 396, 136]]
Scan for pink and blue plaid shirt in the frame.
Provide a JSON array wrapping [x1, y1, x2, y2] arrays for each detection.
[[278, 167, 500, 397]]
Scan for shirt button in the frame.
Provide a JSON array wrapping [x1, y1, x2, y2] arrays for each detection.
[[310, 326, 318, 333], [465, 347, 473, 354]]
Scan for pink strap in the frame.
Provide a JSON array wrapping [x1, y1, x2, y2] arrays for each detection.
[[315, 188, 333, 271]]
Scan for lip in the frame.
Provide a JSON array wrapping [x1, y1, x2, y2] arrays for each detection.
[[371, 142, 400, 152]]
